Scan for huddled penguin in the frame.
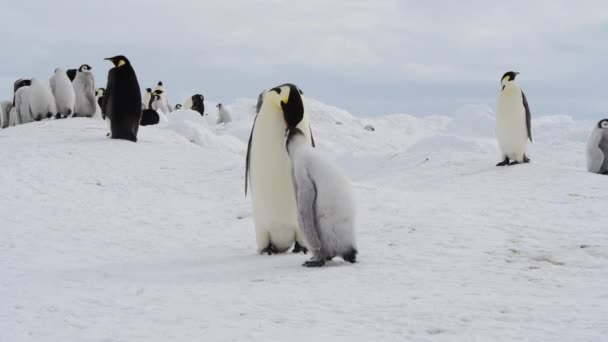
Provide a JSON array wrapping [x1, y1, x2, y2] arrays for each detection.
[[95, 88, 105, 109], [66, 69, 77, 82], [153, 81, 171, 112], [174, 104, 182, 111], [73, 64, 97, 117], [495, 71, 532, 166], [102, 55, 142, 142], [50, 67, 75, 118], [586, 119, 608, 175], [28, 79, 57, 121], [286, 127, 357, 267], [13, 79, 32, 126], [256, 90, 266, 114], [142, 88, 152, 109], [151, 90, 170, 114], [216, 103, 232, 124], [141, 94, 160, 126], [246, 83, 315, 254], [0, 100, 13, 128]]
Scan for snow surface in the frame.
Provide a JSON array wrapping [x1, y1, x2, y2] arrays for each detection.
[[1, 99, 607, 341]]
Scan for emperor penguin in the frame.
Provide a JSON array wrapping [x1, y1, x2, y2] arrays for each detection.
[[141, 94, 161, 126], [154, 81, 171, 112], [256, 90, 267, 114], [102, 55, 142, 142], [495, 71, 532, 166], [246, 83, 315, 254], [13, 79, 32, 126], [586, 119, 608, 175], [95, 88, 105, 109], [152, 90, 171, 114], [0, 100, 13, 128], [216, 103, 232, 124], [286, 127, 357, 267], [50, 67, 75, 118], [28, 78, 57, 121], [142, 88, 152, 109], [66, 69, 77, 82], [73, 64, 97, 117]]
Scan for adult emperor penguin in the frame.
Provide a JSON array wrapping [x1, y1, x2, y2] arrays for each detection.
[[216, 103, 232, 124], [495, 71, 532, 166], [586, 119, 608, 175], [246, 83, 315, 254], [29, 78, 57, 121], [142, 88, 152, 109], [73, 64, 97, 117], [286, 127, 357, 267], [102, 55, 142, 142], [50, 67, 75, 118]]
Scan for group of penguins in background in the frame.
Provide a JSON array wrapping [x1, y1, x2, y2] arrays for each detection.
[[1, 55, 608, 266], [0, 64, 234, 131]]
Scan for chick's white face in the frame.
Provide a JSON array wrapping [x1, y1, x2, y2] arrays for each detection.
[[599, 120, 608, 129]]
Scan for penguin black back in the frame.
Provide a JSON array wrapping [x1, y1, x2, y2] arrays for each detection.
[[191, 94, 205, 116], [102, 55, 142, 142]]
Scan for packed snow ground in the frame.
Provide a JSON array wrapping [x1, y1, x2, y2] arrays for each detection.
[[1, 99, 607, 341]]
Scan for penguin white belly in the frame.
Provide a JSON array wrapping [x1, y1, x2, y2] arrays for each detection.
[[250, 114, 311, 252], [496, 94, 527, 161], [586, 129, 605, 173]]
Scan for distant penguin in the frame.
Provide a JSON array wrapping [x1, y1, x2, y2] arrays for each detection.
[[141, 94, 160, 126], [174, 104, 182, 111], [191, 94, 205, 117], [142, 88, 152, 109], [13, 79, 32, 125], [152, 90, 170, 114], [0, 100, 13, 128], [495, 71, 532, 166], [66, 69, 77, 82], [586, 119, 608, 175], [286, 127, 357, 267], [95, 88, 105, 109], [73, 64, 97, 117], [102, 55, 142, 142], [50, 68, 75, 118], [246, 83, 315, 254], [256, 90, 266, 114], [28, 79, 57, 121], [216, 103, 232, 124], [154, 81, 171, 112]]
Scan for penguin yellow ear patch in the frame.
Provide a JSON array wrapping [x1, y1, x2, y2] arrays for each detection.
[[117, 59, 126, 67]]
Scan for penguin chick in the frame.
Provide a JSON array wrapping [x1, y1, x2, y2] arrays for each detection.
[[216, 103, 232, 124], [587, 119, 608, 175], [286, 127, 357, 267], [73, 64, 97, 117], [50, 68, 76, 118]]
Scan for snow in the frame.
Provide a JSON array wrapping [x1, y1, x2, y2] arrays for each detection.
[[1, 98, 607, 341]]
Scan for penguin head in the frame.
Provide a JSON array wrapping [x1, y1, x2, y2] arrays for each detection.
[[217, 103, 222, 109], [598, 119, 608, 129], [145, 88, 152, 93], [266, 83, 305, 129], [158, 81, 163, 86], [153, 94, 161, 101], [79, 64, 92, 72], [153, 89, 164, 96], [501, 71, 519, 90], [175, 104, 182, 110], [104, 55, 130, 68]]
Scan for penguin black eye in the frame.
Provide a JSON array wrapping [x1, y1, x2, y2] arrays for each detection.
[[270, 87, 282, 95]]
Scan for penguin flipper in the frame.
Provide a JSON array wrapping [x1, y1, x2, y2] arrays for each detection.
[[245, 114, 259, 196], [309, 124, 316, 148], [522, 91, 532, 142]]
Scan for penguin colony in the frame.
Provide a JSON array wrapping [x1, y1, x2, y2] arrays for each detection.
[[1, 62, 607, 267]]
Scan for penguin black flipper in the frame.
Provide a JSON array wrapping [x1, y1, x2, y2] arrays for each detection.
[[310, 125, 316, 148], [245, 115, 259, 196], [522, 91, 532, 142]]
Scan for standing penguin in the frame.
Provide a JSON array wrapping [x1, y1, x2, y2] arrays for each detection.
[[246, 83, 314, 254], [73, 64, 97, 117], [102, 55, 142, 142], [286, 127, 357, 267], [142, 88, 152, 109], [66, 69, 77, 82], [50, 68, 75, 118], [95, 88, 105, 109], [154, 81, 171, 111], [216, 103, 232, 124], [13, 79, 32, 126], [152, 90, 171, 114], [28, 79, 57, 121], [495, 71, 532, 166], [586, 119, 608, 175]]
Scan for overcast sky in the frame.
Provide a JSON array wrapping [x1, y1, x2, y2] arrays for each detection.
[[0, 0, 606, 117]]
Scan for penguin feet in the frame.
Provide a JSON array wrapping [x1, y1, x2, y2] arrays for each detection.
[[523, 155, 531, 163], [342, 249, 358, 263], [302, 258, 326, 267], [496, 158, 510, 166], [292, 241, 308, 254], [47, 113, 53, 119], [260, 244, 278, 255], [508, 161, 521, 166]]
